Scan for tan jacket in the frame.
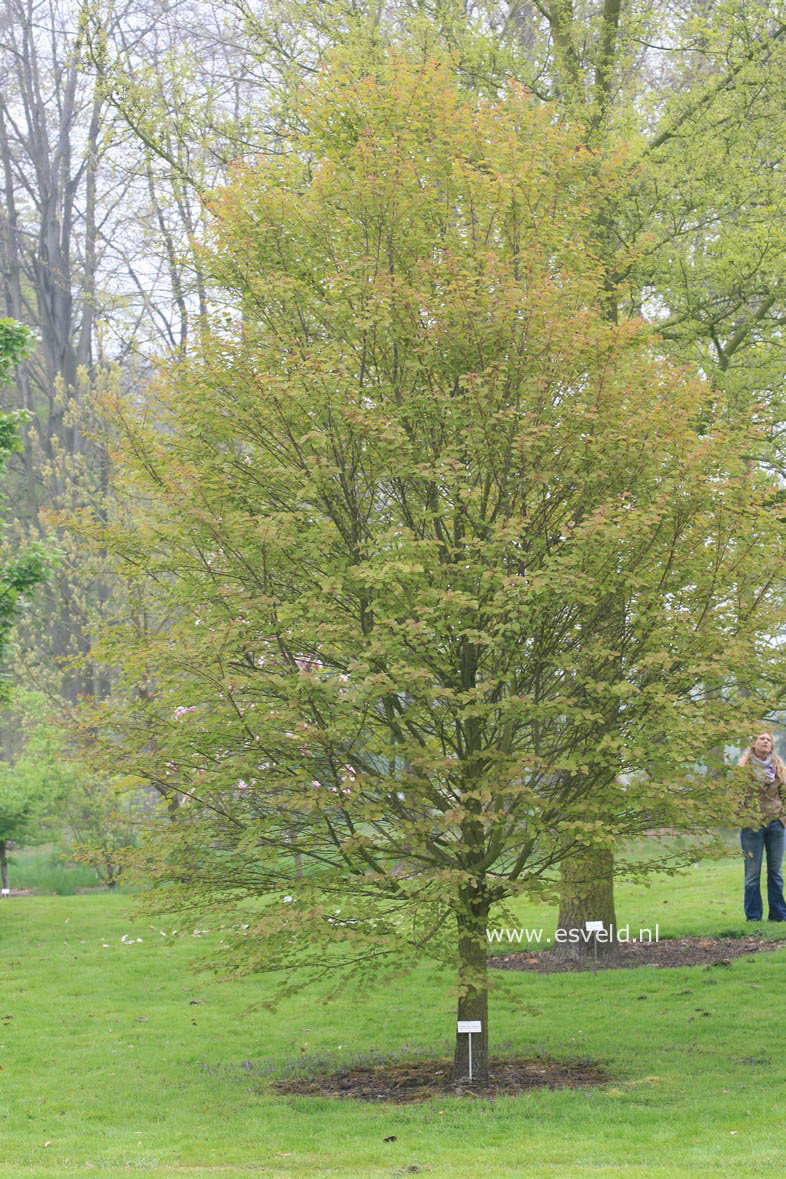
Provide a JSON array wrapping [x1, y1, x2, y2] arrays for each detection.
[[737, 747, 786, 828]]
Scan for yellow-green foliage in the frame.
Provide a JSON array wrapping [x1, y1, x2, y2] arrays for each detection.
[[84, 54, 786, 1012]]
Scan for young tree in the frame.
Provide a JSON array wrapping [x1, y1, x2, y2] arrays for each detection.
[[81, 1, 786, 955], [90, 55, 786, 1083], [62, 774, 140, 888]]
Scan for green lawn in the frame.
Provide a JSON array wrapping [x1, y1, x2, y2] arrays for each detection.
[[2, 840, 786, 1177], [5, 845, 106, 895]]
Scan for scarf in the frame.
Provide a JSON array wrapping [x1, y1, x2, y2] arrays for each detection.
[[750, 751, 777, 786]]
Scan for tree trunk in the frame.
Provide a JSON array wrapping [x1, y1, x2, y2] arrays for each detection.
[[553, 846, 617, 962], [0, 841, 9, 892], [452, 893, 490, 1084]]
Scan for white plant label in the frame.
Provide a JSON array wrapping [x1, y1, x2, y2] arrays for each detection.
[[457, 1020, 482, 1081]]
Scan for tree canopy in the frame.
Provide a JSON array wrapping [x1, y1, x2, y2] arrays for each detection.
[[85, 53, 786, 1082]]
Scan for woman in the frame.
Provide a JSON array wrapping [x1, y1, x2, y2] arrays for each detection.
[[738, 731, 786, 922]]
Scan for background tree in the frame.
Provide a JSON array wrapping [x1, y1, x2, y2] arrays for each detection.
[[492, 1, 786, 954], [0, 320, 50, 889], [84, 54, 786, 1083], [0, 0, 112, 705], [0, 0, 238, 725], [0, 318, 47, 698]]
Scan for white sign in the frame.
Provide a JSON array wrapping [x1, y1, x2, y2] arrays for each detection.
[[585, 921, 604, 932], [457, 1020, 482, 1081], [457, 1020, 482, 1034], [1, 889, 9, 897]]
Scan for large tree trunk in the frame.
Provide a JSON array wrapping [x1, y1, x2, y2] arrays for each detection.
[[0, 841, 9, 892], [452, 892, 490, 1085], [553, 846, 617, 962]]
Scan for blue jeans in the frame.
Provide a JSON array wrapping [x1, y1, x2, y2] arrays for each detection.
[[740, 821, 786, 921]]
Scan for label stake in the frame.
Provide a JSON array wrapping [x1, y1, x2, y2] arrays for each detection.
[[457, 1020, 482, 1081], [585, 920, 604, 963]]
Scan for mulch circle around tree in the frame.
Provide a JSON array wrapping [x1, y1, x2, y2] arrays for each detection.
[[270, 936, 785, 1104], [489, 935, 786, 974], [272, 1055, 610, 1102]]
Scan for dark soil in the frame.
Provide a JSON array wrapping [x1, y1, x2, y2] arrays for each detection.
[[272, 1055, 610, 1102], [489, 935, 786, 974]]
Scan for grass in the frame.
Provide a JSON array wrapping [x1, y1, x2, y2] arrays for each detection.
[[1, 837, 784, 1177], [5, 845, 107, 895]]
